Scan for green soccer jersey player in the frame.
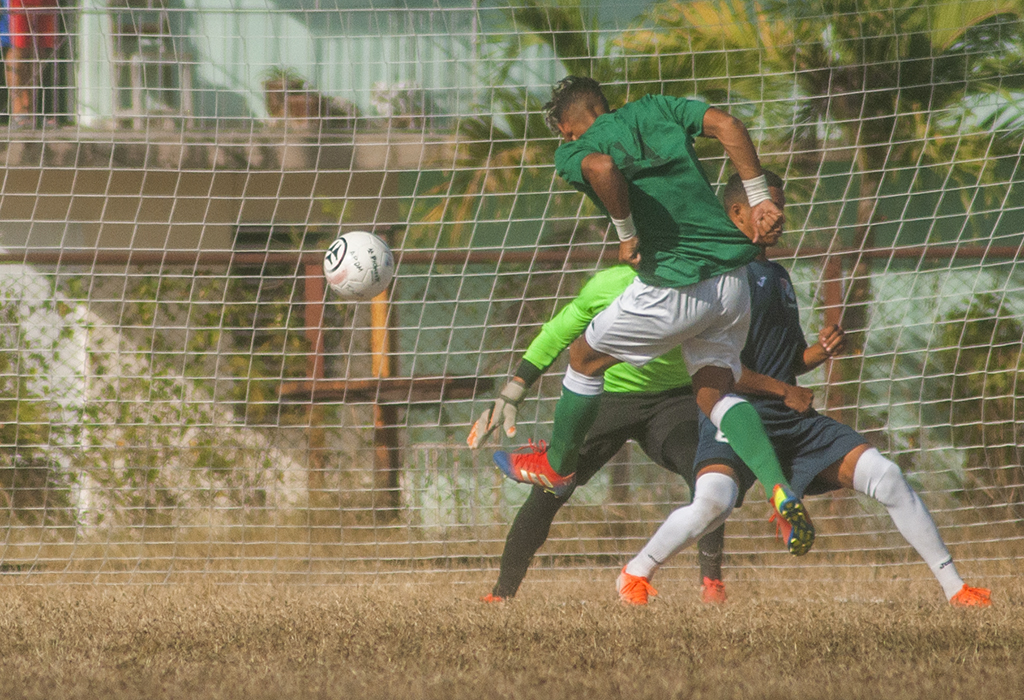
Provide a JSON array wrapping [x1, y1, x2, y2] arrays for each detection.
[[494, 76, 815, 557]]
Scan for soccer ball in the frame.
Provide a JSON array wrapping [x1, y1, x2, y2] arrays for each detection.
[[323, 231, 395, 300]]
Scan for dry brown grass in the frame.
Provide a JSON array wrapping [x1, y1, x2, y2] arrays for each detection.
[[0, 574, 1020, 700]]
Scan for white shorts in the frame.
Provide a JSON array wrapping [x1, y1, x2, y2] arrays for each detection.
[[584, 267, 751, 380]]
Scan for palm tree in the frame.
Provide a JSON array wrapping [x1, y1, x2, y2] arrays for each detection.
[[927, 292, 1024, 522], [407, 88, 564, 248], [411, 0, 750, 248], [620, 0, 1024, 417], [408, 0, 620, 249]]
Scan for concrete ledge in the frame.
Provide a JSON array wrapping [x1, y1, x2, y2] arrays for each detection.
[[0, 128, 455, 172]]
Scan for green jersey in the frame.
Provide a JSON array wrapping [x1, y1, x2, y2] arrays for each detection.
[[554, 95, 758, 288], [519, 266, 691, 394]]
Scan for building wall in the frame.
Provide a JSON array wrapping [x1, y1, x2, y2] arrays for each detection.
[[76, 0, 482, 128]]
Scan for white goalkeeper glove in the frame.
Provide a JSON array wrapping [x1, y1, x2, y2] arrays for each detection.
[[467, 379, 526, 449]]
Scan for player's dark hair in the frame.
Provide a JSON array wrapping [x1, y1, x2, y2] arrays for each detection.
[[543, 76, 609, 134], [723, 170, 784, 209]]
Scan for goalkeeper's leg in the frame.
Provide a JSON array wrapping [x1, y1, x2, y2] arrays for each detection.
[[489, 486, 565, 599], [488, 428, 627, 600]]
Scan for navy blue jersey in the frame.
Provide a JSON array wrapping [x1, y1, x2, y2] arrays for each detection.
[[692, 257, 867, 498], [742, 259, 806, 418]]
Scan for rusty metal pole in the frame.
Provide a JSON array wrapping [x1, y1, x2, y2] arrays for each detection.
[[609, 444, 631, 540], [371, 271, 401, 521], [822, 255, 845, 422]]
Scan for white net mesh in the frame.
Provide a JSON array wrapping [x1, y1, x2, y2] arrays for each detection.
[[0, 0, 1020, 585]]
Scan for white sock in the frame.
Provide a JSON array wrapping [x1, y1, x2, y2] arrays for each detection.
[[625, 472, 738, 581], [852, 448, 964, 599], [562, 366, 604, 396]]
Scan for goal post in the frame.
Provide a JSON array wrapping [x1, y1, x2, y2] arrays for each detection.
[[0, 0, 1020, 586]]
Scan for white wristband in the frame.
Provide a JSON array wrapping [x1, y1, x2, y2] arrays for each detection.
[[741, 174, 771, 207], [611, 213, 637, 242]]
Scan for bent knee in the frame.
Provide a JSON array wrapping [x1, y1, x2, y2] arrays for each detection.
[[693, 471, 739, 518], [853, 448, 913, 506]]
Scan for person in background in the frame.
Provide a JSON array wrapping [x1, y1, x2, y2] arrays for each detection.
[[6, 0, 58, 128], [0, 0, 11, 121]]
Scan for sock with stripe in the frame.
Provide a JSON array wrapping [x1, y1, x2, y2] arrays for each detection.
[[546, 368, 603, 477], [711, 395, 790, 500], [852, 447, 964, 599]]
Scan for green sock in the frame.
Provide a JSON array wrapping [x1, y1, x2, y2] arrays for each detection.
[[718, 400, 790, 500], [546, 387, 602, 477]]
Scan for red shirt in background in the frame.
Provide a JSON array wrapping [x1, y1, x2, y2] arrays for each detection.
[[8, 0, 58, 50]]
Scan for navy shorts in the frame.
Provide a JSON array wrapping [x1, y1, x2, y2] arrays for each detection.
[[694, 406, 867, 501]]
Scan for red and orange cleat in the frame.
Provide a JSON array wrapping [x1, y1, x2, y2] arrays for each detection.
[[493, 440, 575, 498], [480, 593, 506, 603], [949, 584, 991, 607], [617, 566, 658, 605], [700, 577, 727, 604]]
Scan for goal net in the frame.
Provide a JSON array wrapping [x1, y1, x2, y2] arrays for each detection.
[[0, 0, 1020, 589]]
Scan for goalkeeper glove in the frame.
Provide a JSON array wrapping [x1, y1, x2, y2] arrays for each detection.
[[467, 379, 526, 449]]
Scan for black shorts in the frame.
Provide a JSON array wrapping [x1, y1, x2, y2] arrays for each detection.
[[694, 406, 867, 500], [575, 387, 700, 492]]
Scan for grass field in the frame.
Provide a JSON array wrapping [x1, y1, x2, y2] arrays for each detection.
[[0, 571, 1019, 700]]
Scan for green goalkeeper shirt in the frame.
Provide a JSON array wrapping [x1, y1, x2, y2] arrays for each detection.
[[554, 95, 758, 288], [519, 265, 692, 394]]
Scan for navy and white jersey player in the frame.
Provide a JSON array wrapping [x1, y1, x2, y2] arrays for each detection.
[[617, 171, 992, 607]]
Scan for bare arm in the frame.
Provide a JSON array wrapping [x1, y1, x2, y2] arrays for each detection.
[[737, 366, 814, 414], [701, 107, 782, 243], [702, 107, 762, 180], [795, 324, 846, 375], [581, 153, 630, 218], [581, 152, 640, 267]]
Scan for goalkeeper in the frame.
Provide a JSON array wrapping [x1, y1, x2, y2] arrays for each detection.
[[468, 264, 728, 603]]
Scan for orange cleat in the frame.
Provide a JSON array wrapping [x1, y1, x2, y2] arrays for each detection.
[[700, 577, 727, 604], [949, 584, 991, 607], [480, 593, 506, 603], [617, 566, 658, 605]]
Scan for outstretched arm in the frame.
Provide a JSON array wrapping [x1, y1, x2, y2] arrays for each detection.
[[795, 324, 846, 375], [468, 268, 632, 448]]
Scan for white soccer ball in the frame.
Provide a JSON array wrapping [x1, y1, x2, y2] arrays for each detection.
[[323, 231, 395, 300]]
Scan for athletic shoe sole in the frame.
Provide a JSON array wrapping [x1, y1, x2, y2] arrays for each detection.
[[777, 498, 814, 556]]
